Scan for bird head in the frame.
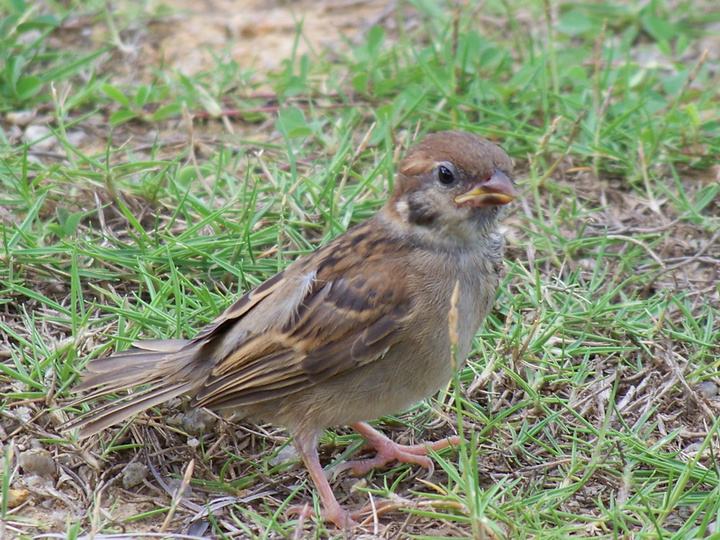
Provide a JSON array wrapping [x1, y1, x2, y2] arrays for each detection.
[[389, 131, 517, 241]]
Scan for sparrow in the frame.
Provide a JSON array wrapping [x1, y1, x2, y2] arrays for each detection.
[[65, 130, 517, 528]]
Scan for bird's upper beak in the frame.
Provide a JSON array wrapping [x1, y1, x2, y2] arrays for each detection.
[[454, 169, 518, 207]]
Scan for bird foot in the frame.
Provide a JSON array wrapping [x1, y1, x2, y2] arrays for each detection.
[[335, 428, 461, 477], [287, 502, 358, 529], [288, 499, 405, 529]]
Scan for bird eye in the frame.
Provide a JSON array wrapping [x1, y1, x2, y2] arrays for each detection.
[[437, 164, 456, 185]]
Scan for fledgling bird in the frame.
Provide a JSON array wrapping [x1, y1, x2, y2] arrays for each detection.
[[65, 130, 517, 528]]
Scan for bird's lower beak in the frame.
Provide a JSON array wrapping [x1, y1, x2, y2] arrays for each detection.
[[454, 170, 518, 207]]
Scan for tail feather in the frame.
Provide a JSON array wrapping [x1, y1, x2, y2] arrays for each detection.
[[64, 339, 203, 438], [67, 381, 195, 437], [132, 338, 190, 352], [74, 351, 171, 392]]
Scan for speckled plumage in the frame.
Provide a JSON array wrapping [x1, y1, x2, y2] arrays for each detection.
[[66, 130, 516, 528]]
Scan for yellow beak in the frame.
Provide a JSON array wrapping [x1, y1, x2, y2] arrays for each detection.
[[454, 170, 517, 207]]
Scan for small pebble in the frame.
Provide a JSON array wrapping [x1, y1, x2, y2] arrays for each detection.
[[19, 449, 56, 478], [166, 478, 193, 498], [122, 462, 148, 489], [24, 124, 58, 150], [269, 445, 299, 467], [166, 413, 184, 427], [684, 442, 710, 459], [17, 29, 41, 46], [6, 488, 29, 508], [6, 124, 23, 142], [180, 408, 217, 436], [685, 442, 701, 453], [24, 473, 53, 489], [6, 110, 35, 126], [12, 406, 33, 424], [696, 381, 718, 399], [66, 130, 87, 146]]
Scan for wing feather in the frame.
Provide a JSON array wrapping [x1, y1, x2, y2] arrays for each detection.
[[192, 223, 413, 409]]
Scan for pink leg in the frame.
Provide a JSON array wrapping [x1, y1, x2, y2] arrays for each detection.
[[334, 422, 461, 477], [292, 431, 356, 529]]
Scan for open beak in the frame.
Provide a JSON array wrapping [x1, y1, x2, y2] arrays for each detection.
[[454, 169, 518, 207]]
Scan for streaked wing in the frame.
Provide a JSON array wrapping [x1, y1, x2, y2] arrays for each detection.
[[192, 223, 413, 409], [190, 270, 287, 344]]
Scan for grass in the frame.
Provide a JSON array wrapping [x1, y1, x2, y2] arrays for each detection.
[[1, 0, 719, 537]]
